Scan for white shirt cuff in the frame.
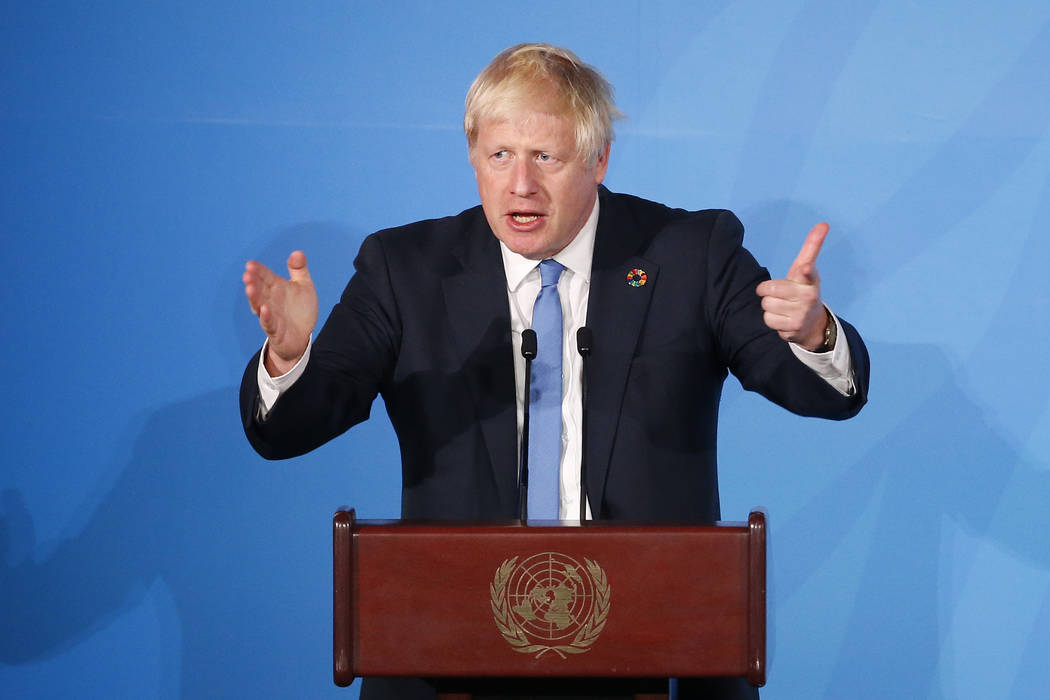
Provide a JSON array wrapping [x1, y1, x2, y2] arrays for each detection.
[[788, 309, 855, 396], [256, 336, 312, 417]]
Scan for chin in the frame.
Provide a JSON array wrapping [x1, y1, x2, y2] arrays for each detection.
[[499, 235, 547, 260], [512, 248, 547, 261]]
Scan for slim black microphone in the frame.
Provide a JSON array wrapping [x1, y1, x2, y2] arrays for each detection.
[[518, 329, 537, 522], [576, 327, 593, 522]]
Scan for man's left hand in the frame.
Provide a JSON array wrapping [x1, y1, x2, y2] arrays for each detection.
[[755, 222, 830, 351]]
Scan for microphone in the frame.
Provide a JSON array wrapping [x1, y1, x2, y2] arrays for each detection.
[[518, 329, 537, 522], [576, 326, 592, 356], [576, 327, 593, 522], [521, 328, 537, 360]]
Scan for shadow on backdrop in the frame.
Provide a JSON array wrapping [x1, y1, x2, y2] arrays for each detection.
[[0, 220, 401, 698]]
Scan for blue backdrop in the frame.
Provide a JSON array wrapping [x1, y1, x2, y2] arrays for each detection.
[[3, 2, 1048, 698]]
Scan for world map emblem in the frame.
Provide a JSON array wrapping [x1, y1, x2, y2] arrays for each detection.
[[490, 552, 611, 658]]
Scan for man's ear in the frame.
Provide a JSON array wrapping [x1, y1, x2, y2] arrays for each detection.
[[593, 143, 611, 184]]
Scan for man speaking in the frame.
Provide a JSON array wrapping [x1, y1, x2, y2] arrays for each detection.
[[240, 43, 868, 700]]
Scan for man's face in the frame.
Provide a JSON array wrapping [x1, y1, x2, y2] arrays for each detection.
[[471, 105, 609, 260]]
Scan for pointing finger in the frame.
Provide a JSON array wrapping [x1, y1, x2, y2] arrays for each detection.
[[787, 222, 829, 283]]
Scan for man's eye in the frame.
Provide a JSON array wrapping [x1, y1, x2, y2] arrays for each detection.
[[537, 153, 553, 162], [492, 150, 509, 160]]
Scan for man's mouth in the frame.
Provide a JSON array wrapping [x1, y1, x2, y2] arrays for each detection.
[[511, 213, 541, 223]]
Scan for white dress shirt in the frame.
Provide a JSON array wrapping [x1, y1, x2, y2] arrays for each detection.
[[258, 196, 854, 519]]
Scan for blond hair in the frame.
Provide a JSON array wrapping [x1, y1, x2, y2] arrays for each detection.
[[464, 43, 623, 165]]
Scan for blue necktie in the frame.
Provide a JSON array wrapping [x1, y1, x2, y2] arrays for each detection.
[[528, 259, 564, 520]]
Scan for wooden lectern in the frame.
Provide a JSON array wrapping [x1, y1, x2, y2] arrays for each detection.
[[333, 510, 766, 698]]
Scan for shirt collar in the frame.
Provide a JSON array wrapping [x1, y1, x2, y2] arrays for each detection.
[[500, 196, 599, 292]]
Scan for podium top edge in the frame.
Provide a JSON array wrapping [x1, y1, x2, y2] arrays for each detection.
[[334, 512, 763, 531]]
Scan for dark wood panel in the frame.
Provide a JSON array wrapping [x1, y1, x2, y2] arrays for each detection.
[[334, 514, 765, 689]]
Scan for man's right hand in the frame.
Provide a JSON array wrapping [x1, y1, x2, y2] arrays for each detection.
[[243, 250, 318, 376]]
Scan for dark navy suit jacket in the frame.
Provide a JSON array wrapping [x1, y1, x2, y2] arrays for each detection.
[[240, 187, 870, 699]]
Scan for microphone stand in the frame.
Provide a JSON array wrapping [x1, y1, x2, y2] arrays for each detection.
[[576, 327, 593, 522], [518, 329, 537, 523]]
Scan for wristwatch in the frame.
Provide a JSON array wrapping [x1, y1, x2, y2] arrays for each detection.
[[815, 307, 837, 353]]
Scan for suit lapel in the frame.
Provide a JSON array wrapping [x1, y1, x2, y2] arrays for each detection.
[[585, 189, 658, 518], [441, 214, 519, 514]]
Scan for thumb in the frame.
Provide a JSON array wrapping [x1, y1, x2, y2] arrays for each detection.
[[286, 250, 312, 285]]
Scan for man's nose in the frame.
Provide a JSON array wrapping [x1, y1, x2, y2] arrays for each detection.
[[509, 158, 538, 196]]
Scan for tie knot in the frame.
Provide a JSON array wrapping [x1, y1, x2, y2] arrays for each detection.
[[539, 259, 564, 288]]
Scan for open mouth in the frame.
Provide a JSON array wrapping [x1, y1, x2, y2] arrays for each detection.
[[511, 213, 540, 223]]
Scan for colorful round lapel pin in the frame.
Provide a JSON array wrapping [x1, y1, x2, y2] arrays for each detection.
[[626, 268, 648, 287]]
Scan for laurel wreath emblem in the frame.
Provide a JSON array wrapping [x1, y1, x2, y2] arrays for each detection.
[[490, 554, 611, 659]]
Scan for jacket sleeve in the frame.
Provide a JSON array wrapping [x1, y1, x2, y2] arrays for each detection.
[[705, 210, 869, 420], [239, 233, 402, 459]]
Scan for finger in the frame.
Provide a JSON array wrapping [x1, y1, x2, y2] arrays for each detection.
[[244, 282, 260, 314], [786, 222, 829, 283], [762, 310, 804, 335], [245, 260, 280, 286], [244, 261, 280, 300], [761, 296, 807, 327], [258, 304, 280, 338], [794, 262, 820, 289], [760, 295, 800, 317], [756, 279, 790, 299], [244, 267, 264, 313], [244, 261, 279, 313], [756, 278, 809, 301], [286, 250, 312, 285]]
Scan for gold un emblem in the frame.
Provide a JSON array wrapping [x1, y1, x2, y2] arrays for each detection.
[[490, 552, 611, 658]]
